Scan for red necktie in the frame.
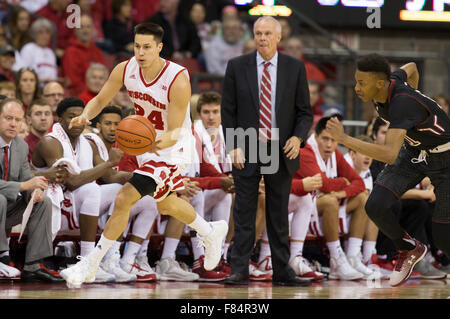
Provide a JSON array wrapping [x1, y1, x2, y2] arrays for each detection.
[[3, 145, 9, 181], [259, 61, 272, 142]]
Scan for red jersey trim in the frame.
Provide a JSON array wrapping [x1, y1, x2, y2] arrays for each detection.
[[139, 59, 170, 87], [167, 68, 187, 103]]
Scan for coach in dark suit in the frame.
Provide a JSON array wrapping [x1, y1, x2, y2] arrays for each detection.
[[0, 98, 63, 282], [221, 17, 313, 286]]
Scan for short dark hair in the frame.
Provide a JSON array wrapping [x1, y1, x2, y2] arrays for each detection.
[[98, 105, 123, 122], [197, 91, 222, 114], [0, 98, 24, 115], [134, 22, 164, 43], [315, 114, 343, 136], [357, 54, 391, 80], [28, 98, 51, 116], [56, 97, 85, 117], [371, 117, 388, 139]]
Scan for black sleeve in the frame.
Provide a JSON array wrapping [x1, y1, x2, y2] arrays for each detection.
[[391, 69, 407, 82], [388, 95, 429, 130]]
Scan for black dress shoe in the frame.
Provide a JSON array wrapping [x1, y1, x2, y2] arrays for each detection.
[[272, 276, 312, 287], [224, 273, 249, 285], [21, 265, 65, 283]]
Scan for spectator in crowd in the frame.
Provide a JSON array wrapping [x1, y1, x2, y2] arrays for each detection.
[[15, 67, 40, 114], [78, 63, 109, 106], [103, 0, 137, 57], [433, 94, 449, 116], [24, 99, 53, 162], [131, 0, 160, 24], [0, 82, 16, 99], [63, 14, 105, 96], [19, 0, 48, 14], [242, 38, 256, 55], [20, 18, 58, 85], [74, 0, 107, 43], [203, 18, 244, 76], [0, 98, 63, 282], [36, 0, 74, 58], [277, 17, 292, 51], [5, 6, 32, 52], [189, 1, 217, 46], [18, 119, 29, 139], [42, 81, 65, 122], [147, 0, 202, 59], [0, 45, 16, 83], [284, 36, 327, 83]]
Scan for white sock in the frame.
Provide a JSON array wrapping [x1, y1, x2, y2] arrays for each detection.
[[188, 215, 212, 237], [346, 237, 363, 257], [327, 240, 344, 259], [80, 241, 95, 257], [161, 237, 179, 260], [362, 241, 377, 264], [138, 240, 149, 257], [94, 234, 116, 262], [223, 242, 230, 260], [289, 241, 304, 262], [121, 241, 141, 265], [190, 236, 204, 260], [258, 242, 271, 263]]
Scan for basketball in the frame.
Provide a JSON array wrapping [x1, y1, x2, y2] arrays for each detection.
[[115, 115, 156, 156]]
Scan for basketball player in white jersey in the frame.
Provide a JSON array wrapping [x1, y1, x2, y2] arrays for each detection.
[[61, 22, 228, 287]]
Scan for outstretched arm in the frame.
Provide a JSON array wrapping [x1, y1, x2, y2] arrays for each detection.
[[69, 61, 127, 128], [326, 117, 405, 165]]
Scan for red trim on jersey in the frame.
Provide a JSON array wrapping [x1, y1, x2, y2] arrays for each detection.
[[387, 79, 395, 103], [167, 68, 187, 103], [392, 92, 432, 128], [122, 58, 132, 85], [139, 59, 170, 87]]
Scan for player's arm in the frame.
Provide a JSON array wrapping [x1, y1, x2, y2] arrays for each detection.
[[326, 117, 406, 165], [400, 62, 419, 90], [155, 72, 191, 150], [32, 137, 70, 183], [69, 62, 127, 128]]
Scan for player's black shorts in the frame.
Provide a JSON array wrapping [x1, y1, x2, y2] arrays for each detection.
[[374, 143, 450, 222]]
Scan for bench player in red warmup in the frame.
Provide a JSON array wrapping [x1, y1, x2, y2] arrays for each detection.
[[60, 22, 228, 287]]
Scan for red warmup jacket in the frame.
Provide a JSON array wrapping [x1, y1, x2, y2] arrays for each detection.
[[62, 38, 105, 95], [291, 144, 365, 199]]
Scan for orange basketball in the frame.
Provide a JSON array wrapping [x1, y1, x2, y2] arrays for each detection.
[[115, 115, 156, 156]]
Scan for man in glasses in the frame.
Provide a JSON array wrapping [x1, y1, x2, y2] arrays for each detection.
[[42, 81, 65, 122]]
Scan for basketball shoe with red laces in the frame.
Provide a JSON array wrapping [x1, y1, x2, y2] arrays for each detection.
[[389, 237, 427, 287]]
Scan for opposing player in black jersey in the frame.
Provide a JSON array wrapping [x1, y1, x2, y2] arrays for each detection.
[[326, 53, 450, 287]]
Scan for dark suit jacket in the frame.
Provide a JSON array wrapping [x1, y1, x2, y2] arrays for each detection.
[[0, 136, 34, 201], [221, 51, 313, 176]]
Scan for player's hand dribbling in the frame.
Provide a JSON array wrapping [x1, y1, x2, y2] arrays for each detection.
[[69, 114, 91, 129]]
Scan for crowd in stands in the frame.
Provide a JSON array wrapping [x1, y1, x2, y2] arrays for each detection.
[[0, 0, 449, 284]]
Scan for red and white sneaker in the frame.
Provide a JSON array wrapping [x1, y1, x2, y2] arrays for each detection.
[[389, 238, 427, 287], [192, 255, 228, 282], [249, 261, 272, 281], [289, 255, 324, 281], [218, 257, 231, 276], [256, 256, 273, 276], [120, 261, 158, 282], [0, 261, 21, 280]]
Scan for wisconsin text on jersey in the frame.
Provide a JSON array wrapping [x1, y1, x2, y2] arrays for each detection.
[[127, 89, 167, 110]]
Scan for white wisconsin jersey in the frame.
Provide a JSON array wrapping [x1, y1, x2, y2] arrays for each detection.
[[123, 56, 195, 169]]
